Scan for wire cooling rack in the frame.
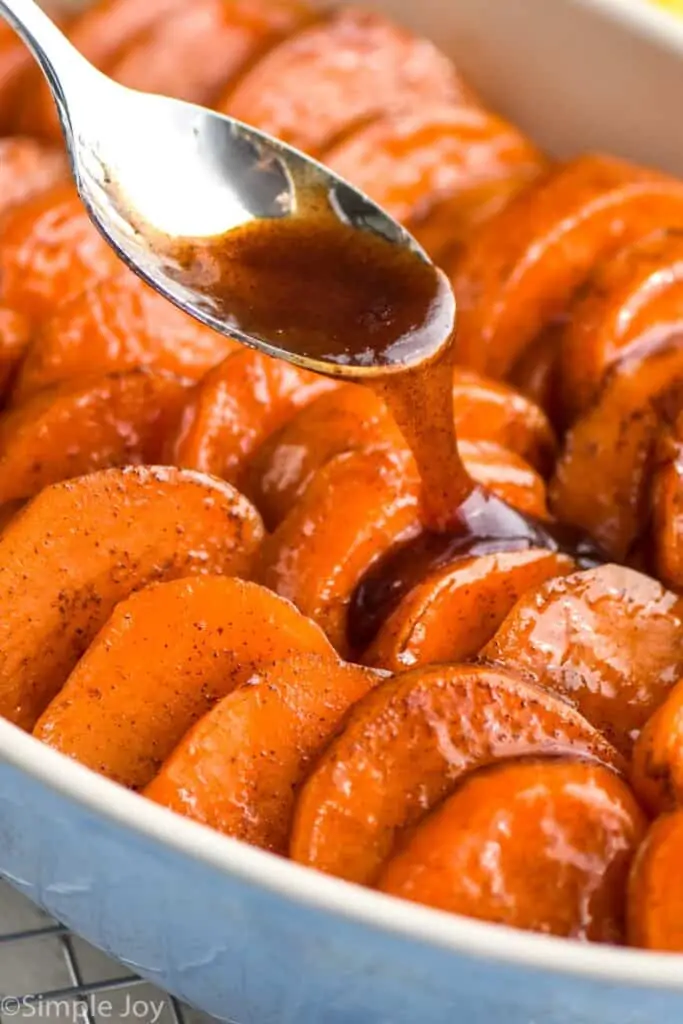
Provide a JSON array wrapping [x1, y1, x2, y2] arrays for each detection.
[[0, 881, 216, 1024]]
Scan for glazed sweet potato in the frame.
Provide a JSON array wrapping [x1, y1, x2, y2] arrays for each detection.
[[106, 0, 312, 109], [290, 664, 623, 885], [651, 406, 683, 590], [550, 343, 683, 558], [481, 564, 683, 756], [0, 21, 32, 133], [324, 105, 544, 256], [379, 759, 646, 943], [168, 348, 337, 487], [0, 138, 66, 221], [144, 653, 381, 850], [0, 184, 120, 322], [631, 675, 683, 814], [628, 811, 683, 950], [35, 577, 335, 790], [0, 369, 191, 503], [219, 6, 472, 154], [452, 155, 683, 376], [0, 465, 263, 730], [456, 440, 548, 517], [18, 0, 186, 140], [365, 548, 575, 672], [0, 308, 30, 402], [558, 232, 683, 423], [12, 269, 238, 403]]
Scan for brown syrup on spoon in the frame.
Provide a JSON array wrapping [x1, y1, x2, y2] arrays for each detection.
[[166, 189, 602, 651]]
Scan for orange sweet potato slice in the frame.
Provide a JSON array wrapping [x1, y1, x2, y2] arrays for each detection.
[[631, 675, 683, 814], [481, 564, 683, 756], [0, 465, 263, 730], [17, 0, 186, 140], [379, 759, 646, 942], [651, 406, 683, 590], [452, 154, 683, 376], [324, 105, 544, 248], [559, 232, 683, 423], [628, 812, 683, 950], [0, 183, 120, 322], [549, 343, 683, 558], [0, 308, 30, 402], [457, 440, 548, 518], [35, 577, 334, 790], [290, 663, 623, 884], [365, 548, 574, 672], [13, 269, 237, 403], [106, 0, 312, 109], [219, 6, 472, 155], [144, 653, 381, 850], [168, 348, 337, 487], [0, 138, 66, 221], [0, 369, 191, 503]]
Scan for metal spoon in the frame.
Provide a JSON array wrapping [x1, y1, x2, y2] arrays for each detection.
[[0, 0, 453, 377]]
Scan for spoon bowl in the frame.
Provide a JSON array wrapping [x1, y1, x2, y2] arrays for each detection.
[[0, 0, 448, 378]]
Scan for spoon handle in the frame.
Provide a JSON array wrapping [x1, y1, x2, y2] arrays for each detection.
[[0, 0, 93, 127]]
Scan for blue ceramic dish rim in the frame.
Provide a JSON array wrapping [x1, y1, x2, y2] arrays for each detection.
[[0, 711, 681, 991]]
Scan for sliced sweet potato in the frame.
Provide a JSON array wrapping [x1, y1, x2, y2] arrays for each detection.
[[559, 232, 683, 423], [365, 548, 574, 672], [258, 446, 420, 653], [290, 663, 623, 884], [452, 154, 683, 376], [144, 653, 381, 850], [106, 0, 312, 109], [481, 564, 683, 756], [0, 308, 30, 402], [324, 105, 544, 247], [379, 759, 646, 943], [550, 342, 683, 558], [0, 369, 191, 503], [168, 348, 337, 487], [0, 465, 264, 730], [18, 0, 186, 140], [218, 6, 472, 154], [651, 406, 683, 590], [631, 675, 683, 814], [35, 577, 334, 790], [457, 440, 548, 518], [13, 269, 237, 403], [0, 138, 66, 221], [509, 324, 562, 414], [628, 812, 683, 950], [0, 183, 120, 322]]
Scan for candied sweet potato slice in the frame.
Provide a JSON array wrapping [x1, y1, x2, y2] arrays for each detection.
[[18, 0, 186, 140], [0, 308, 30, 402], [35, 578, 334, 790], [631, 675, 683, 814], [452, 154, 683, 376], [0, 183, 120, 322], [628, 812, 683, 950], [0, 465, 263, 730], [144, 653, 380, 849], [168, 348, 337, 487], [379, 759, 646, 943], [651, 406, 683, 590], [550, 343, 683, 558], [324, 105, 544, 250], [258, 446, 420, 653], [365, 548, 574, 672], [457, 440, 548, 518], [0, 369, 191, 503], [559, 232, 683, 423], [0, 138, 66, 221], [13, 269, 237, 403], [106, 0, 312, 109], [219, 6, 471, 154], [481, 564, 683, 756], [290, 663, 623, 885]]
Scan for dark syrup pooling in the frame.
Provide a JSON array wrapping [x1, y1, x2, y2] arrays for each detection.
[[164, 189, 602, 650]]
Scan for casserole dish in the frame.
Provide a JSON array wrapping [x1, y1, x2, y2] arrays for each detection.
[[3, 0, 683, 1021]]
